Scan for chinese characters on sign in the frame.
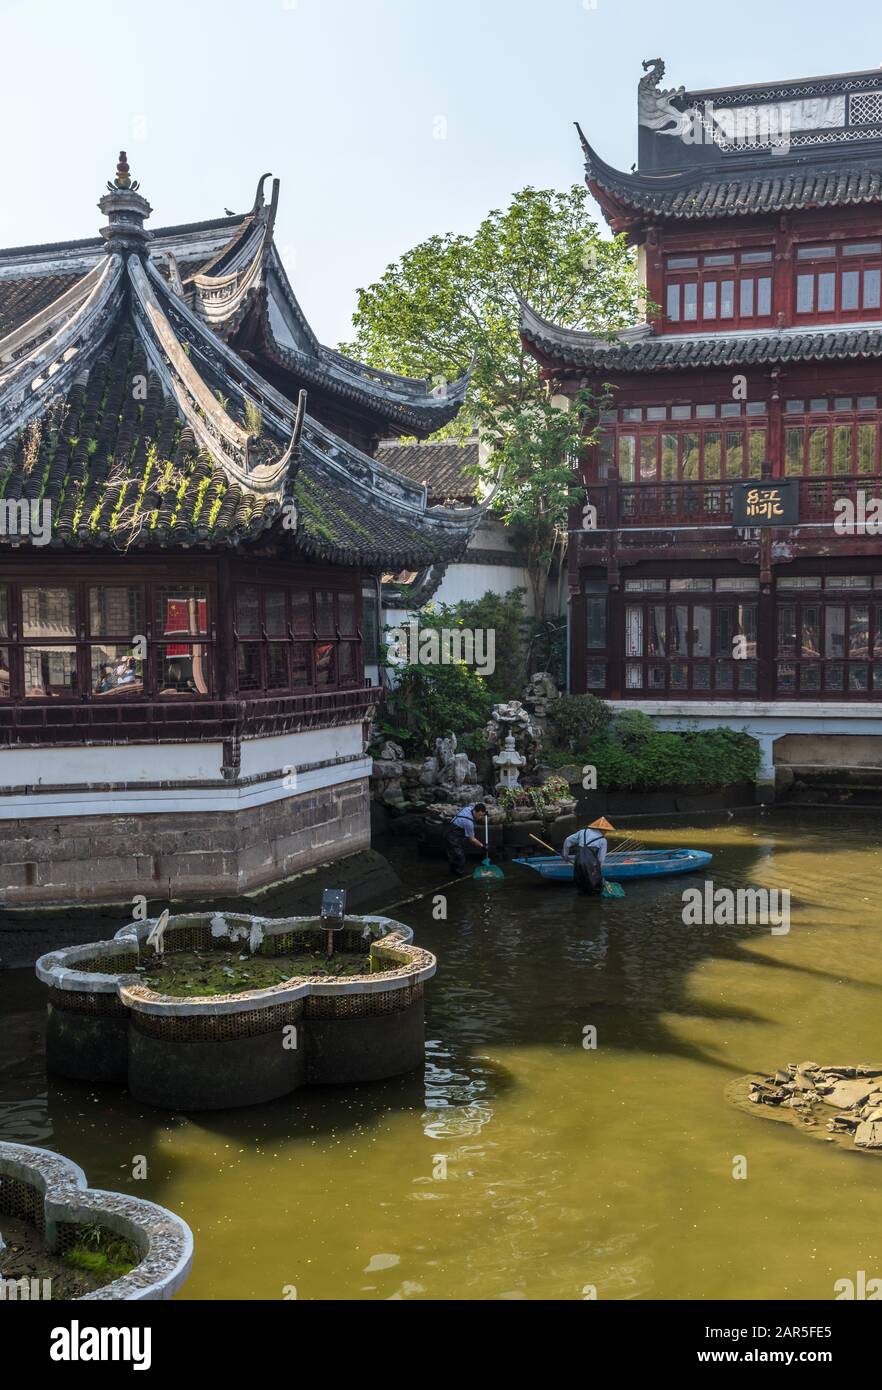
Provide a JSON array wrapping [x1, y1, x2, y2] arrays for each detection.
[[733, 479, 799, 527]]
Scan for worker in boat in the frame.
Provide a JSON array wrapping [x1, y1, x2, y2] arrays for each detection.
[[446, 803, 488, 876], [562, 818, 612, 896]]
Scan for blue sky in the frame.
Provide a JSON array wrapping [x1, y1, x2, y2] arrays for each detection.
[[1, 0, 879, 343]]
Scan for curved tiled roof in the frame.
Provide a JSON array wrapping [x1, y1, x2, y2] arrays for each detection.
[[0, 330, 282, 549], [0, 160, 478, 568], [377, 439, 480, 504], [576, 126, 882, 222], [0, 171, 471, 438], [520, 297, 882, 374]]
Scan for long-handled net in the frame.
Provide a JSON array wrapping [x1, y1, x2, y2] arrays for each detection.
[[473, 813, 504, 881]]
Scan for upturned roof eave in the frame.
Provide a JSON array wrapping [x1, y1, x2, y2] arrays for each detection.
[[574, 122, 882, 227]]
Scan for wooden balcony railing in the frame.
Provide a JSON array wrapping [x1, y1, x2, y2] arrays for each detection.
[[582, 475, 881, 529]]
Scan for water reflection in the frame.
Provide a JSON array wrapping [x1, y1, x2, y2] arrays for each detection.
[[0, 813, 881, 1300]]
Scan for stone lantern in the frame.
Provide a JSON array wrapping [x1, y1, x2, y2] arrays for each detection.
[[494, 733, 526, 791]]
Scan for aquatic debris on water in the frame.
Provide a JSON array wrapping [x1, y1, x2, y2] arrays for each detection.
[[744, 1061, 882, 1152]]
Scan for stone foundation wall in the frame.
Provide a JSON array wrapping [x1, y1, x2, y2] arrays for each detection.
[[0, 779, 370, 906]]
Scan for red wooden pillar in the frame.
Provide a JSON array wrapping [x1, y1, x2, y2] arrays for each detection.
[[606, 467, 624, 699], [774, 216, 794, 327], [570, 590, 586, 694], [644, 226, 664, 329], [757, 449, 776, 700], [768, 368, 783, 477]]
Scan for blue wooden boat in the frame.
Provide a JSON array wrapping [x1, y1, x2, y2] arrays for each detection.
[[512, 848, 712, 883]]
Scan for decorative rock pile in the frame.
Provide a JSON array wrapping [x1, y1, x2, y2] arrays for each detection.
[[523, 671, 560, 729], [370, 673, 560, 813], [483, 699, 542, 764], [750, 1062, 882, 1150], [371, 734, 483, 810]]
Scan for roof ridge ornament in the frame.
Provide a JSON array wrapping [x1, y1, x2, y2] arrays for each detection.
[[107, 150, 140, 193], [98, 150, 152, 255], [638, 57, 691, 137]]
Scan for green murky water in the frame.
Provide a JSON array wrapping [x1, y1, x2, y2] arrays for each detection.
[[2, 812, 881, 1301]]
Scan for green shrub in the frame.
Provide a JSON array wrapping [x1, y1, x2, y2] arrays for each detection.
[[417, 589, 528, 699], [375, 662, 493, 757], [610, 709, 655, 749], [548, 694, 613, 752], [545, 726, 760, 791]]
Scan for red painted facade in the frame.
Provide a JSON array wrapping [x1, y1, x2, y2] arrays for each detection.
[[527, 66, 882, 704]]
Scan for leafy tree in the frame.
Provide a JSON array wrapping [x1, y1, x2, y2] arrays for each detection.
[[416, 588, 528, 700], [342, 185, 639, 430], [548, 693, 614, 753], [342, 186, 643, 616]]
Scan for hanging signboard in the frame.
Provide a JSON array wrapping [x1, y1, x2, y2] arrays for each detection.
[[733, 479, 799, 527]]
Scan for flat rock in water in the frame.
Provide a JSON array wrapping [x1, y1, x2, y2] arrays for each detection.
[[854, 1122, 882, 1150], [732, 1069, 882, 1158], [823, 1080, 874, 1110]]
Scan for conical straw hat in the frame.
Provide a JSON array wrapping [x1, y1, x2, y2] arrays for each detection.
[[589, 817, 615, 831]]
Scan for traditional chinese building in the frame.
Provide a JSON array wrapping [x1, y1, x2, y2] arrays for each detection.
[[522, 61, 882, 795], [0, 155, 474, 904]]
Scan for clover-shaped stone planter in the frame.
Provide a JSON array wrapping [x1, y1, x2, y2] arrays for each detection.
[[0, 1143, 193, 1300], [36, 913, 436, 1111]]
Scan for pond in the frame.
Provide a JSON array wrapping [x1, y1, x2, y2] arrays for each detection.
[[1, 810, 880, 1301]]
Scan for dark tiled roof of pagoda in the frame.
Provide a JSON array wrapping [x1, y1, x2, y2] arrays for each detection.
[[0, 213, 250, 339], [0, 158, 477, 567], [253, 290, 470, 437], [0, 332, 279, 550], [0, 324, 474, 564], [292, 454, 473, 568], [377, 439, 480, 504], [0, 272, 86, 337], [576, 126, 882, 222], [520, 298, 882, 374]]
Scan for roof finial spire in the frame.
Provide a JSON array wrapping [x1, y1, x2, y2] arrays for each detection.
[[108, 150, 140, 193], [99, 150, 152, 254]]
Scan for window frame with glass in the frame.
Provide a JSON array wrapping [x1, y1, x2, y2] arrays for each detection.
[[794, 240, 882, 324], [0, 577, 216, 702], [775, 576, 882, 697], [663, 248, 775, 331], [233, 581, 362, 696], [622, 577, 759, 696]]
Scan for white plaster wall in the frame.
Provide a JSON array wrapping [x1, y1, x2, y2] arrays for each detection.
[[0, 725, 370, 818], [0, 741, 223, 787], [431, 562, 530, 608], [238, 723, 364, 777]]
